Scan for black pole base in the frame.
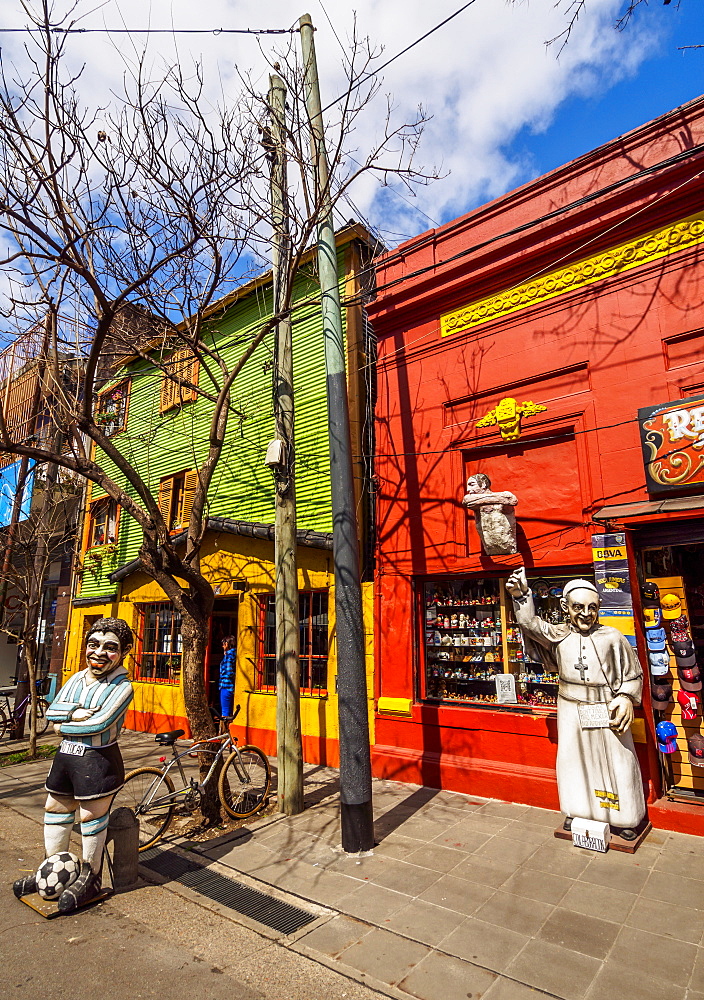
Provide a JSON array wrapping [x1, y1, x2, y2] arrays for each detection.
[[341, 799, 375, 853]]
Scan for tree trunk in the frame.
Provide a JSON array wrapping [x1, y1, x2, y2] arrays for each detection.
[[180, 604, 221, 824]]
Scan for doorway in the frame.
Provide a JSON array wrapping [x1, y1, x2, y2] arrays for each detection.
[[207, 598, 240, 711]]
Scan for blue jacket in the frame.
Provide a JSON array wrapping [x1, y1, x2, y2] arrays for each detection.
[[219, 648, 236, 690]]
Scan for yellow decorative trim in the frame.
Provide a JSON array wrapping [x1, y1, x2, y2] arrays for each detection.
[[377, 696, 413, 716], [441, 212, 704, 338]]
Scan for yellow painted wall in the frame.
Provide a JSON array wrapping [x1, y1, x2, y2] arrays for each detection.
[[63, 532, 375, 763]]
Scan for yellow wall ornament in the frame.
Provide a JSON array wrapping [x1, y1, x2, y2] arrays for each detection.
[[476, 397, 547, 441]]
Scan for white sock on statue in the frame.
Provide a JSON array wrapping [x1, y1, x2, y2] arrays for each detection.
[[43, 811, 75, 856], [80, 814, 110, 874]]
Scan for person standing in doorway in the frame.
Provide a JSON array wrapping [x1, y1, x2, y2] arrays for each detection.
[[219, 635, 237, 719]]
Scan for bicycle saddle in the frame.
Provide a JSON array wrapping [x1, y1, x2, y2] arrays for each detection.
[[154, 730, 185, 745]]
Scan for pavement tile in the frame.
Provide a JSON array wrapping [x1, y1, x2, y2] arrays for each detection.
[[586, 962, 686, 1000], [641, 870, 704, 910], [441, 917, 531, 973], [337, 882, 412, 923], [328, 852, 389, 878], [382, 898, 466, 946], [477, 801, 531, 820], [287, 869, 363, 905], [663, 832, 704, 855], [369, 859, 443, 896], [505, 939, 602, 1000], [451, 856, 520, 889], [524, 843, 594, 879], [689, 947, 704, 993], [398, 949, 497, 1000], [338, 926, 430, 986], [609, 925, 699, 987], [625, 896, 704, 944], [654, 850, 704, 881], [474, 835, 540, 867], [392, 816, 460, 843], [204, 840, 278, 871], [431, 826, 492, 854], [498, 821, 557, 846], [418, 873, 495, 915], [688, 991, 704, 1000], [484, 977, 554, 1000], [473, 890, 555, 935], [373, 834, 428, 861], [404, 844, 467, 873], [298, 915, 370, 957], [537, 907, 620, 959], [560, 881, 637, 923], [438, 814, 512, 841], [578, 858, 650, 895], [500, 867, 572, 905], [520, 806, 561, 828]]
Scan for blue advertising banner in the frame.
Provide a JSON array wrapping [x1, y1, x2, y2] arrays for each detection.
[[0, 460, 35, 528]]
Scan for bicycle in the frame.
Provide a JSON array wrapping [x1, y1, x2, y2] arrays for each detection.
[[113, 704, 271, 850], [0, 679, 51, 739]]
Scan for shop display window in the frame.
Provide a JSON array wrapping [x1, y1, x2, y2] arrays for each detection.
[[422, 571, 592, 711]]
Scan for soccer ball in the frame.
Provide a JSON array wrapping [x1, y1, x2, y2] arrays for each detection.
[[36, 852, 81, 900]]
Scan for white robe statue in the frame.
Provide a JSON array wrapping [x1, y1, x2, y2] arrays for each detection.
[[506, 569, 646, 835]]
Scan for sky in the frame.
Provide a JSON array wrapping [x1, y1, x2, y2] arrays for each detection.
[[1, 0, 702, 252]]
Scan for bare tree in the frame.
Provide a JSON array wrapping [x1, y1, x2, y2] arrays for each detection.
[[544, 0, 681, 54], [0, 2, 436, 823]]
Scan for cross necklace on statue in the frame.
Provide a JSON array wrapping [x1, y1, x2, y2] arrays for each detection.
[[574, 640, 589, 682]]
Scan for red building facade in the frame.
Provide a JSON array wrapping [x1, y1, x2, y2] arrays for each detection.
[[367, 96, 704, 835]]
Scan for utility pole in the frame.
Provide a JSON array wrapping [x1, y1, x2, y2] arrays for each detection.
[[299, 14, 374, 852], [268, 71, 304, 815]]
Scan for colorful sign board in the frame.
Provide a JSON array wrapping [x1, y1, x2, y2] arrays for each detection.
[[639, 394, 704, 495], [592, 532, 636, 647], [0, 459, 35, 528]]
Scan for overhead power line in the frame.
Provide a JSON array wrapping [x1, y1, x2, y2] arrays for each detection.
[[0, 25, 294, 35]]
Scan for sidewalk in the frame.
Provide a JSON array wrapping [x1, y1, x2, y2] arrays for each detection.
[[2, 730, 704, 1000]]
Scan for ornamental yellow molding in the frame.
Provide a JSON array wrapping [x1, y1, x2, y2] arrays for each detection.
[[440, 211, 704, 338], [476, 397, 547, 441]]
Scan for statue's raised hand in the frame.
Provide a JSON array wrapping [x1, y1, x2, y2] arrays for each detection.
[[505, 567, 529, 599]]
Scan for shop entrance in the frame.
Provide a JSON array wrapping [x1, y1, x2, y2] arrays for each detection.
[[636, 522, 704, 802], [207, 598, 240, 712]]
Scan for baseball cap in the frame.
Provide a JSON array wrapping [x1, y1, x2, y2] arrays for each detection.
[[651, 682, 672, 710], [672, 640, 695, 658], [641, 581, 660, 606], [649, 651, 670, 676], [646, 627, 667, 651], [688, 734, 704, 767], [661, 594, 683, 619], [656, 720, 678, 753], [670, 615, 692, 643], [677, 689, 700, 720], [643, 607, 662, 628], [678, 665, 703, 692], [675, 651, 697, 668]]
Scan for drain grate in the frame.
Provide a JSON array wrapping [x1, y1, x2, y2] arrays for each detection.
[[140, 848, 317, 935]]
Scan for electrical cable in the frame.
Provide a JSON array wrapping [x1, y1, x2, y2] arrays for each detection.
[[0, 25, 294, 35]]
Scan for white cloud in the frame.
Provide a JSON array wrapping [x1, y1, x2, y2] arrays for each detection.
[[1, 0, 661, 250]]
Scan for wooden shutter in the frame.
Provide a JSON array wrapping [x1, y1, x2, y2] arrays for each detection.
[[157, 478, 174, 527], [160, 348, 198, 413], [179, 470, 199, 527]]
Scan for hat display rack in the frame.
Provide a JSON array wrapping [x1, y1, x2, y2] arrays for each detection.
[[644, 578, 704, 780]]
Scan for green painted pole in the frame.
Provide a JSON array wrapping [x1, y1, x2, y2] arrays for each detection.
[[299, 13, 374, 853]]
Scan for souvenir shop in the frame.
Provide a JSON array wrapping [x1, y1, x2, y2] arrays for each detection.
[[367, 96, 704, 833]]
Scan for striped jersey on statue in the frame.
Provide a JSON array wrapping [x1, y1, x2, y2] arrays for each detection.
[[47, 667, 134, 747]]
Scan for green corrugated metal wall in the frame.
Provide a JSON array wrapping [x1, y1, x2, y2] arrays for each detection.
[[78, 251, 351, 598]]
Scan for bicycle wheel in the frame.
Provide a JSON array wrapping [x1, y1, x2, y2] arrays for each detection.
[[34, 699, 50, 737], [113, 766, 175, 851], [0, 705, 10, 739], [218, 746, 271, 819]]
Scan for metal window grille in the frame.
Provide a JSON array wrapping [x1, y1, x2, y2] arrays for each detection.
[[136, 601, 183, 684], [256, 591, 328, 696]]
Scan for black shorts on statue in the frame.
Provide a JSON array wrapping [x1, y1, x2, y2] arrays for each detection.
[[45, 743, 125, 800]]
